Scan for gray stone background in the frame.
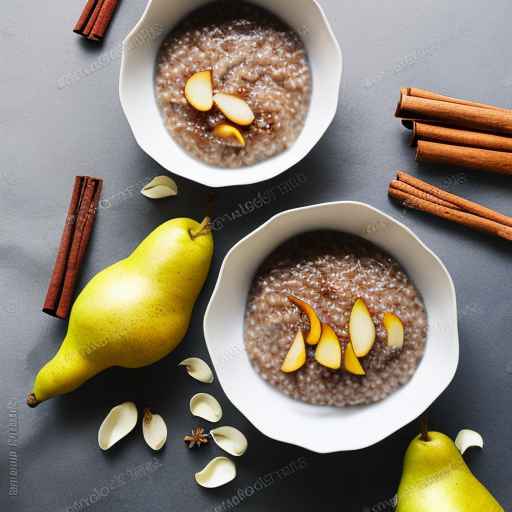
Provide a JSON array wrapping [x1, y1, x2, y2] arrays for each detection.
[[1, 1, 511, 511]]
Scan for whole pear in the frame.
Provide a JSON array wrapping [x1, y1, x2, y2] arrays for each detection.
[[27, 217, 213, 407], [396, 431, 503, 512]]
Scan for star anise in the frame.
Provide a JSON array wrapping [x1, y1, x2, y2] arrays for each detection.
[[184, 427, 209, 448]]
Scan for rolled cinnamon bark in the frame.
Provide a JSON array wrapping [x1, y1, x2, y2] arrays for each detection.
[[396, 171, 512, 228], [388, 187, 512, 241], [389, 179, 460, 209], [43, 177, 84, 315], [416, 140, 512, 176], [396, 93, 512, 135], [406, 87, 508, 112], [412, 122, 512, 152]]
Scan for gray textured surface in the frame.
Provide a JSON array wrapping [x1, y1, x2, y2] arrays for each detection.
[[1, 1, 511, 511]]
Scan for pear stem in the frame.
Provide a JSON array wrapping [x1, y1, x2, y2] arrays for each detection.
[[420, 414, 431, 441], [26, 393, 41, 408], [189, 217, 212, 239]]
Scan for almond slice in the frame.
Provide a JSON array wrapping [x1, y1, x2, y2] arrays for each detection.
[[383, 312, 404, 349], [195, 457, 236, 488], [455, 429, 484, 455], [281, 329, 306, 373], [349, 299, 376, 357], [185, 70, 213, 112], [314, 324, 342, 370], [213, 123, 245, 147], [98, 402, 138, 451], [287, 296, 322, 345], [344, 342, 366, 375], [142, 409, 167, 451], [213, 93, 255, 126]]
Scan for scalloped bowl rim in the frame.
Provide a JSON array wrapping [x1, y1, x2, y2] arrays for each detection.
[[119, 0, 342, 188], [204, 201, 459, 452]]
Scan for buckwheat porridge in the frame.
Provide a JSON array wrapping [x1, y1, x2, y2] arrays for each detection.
[[155, 1, 312, 168], [244, 231, 428, 407]]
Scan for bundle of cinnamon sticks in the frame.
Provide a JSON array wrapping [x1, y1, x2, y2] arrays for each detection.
[[74, 0, 120, 41], [43, 177, 103, 319], [389, 171, 512, 241], [395, 87, 512, 175]]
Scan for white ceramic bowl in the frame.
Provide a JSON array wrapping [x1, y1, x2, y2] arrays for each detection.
[[119, 0, 342, 187], [204, 202, 459, 452]]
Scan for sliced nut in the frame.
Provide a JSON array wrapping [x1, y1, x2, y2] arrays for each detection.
[[185, 70, 213, 112], [142, 409, 167, 451], [455, 429, 484, 455], [213, 93, 255, 126], [344, 342, 366, 376], [281, 329, 306, 373], [98, 402, 138, 451], [141, 175, 178, 199], [314, 324, 342, 370], [383, 312, 404, 349], [178, 357, 214, 384], [210, 426, 248, 457], [195, 456, 236, 488], [213, 123, 245, 147], [189, 393, 222, 423], [349, 298, 376, 357]]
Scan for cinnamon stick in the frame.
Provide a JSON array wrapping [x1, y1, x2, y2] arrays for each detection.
[[73, 0, 98, 34], [82, 0, 105, 38], [43, 177, 84, 315], [43, 177, 103, 319], [406, 87, 508, 113], [396, 92, 512, 135], [389, 187, 512, 241], [389, 179, 460, 210], [396, 171, 512, 228], [388, 172, 512, 241], [55, 178, 101, 319], [416, 140, 512, 176], [90, 0, 120, 41], [73, 0, 119, 41], [412, 122, 512, 153]]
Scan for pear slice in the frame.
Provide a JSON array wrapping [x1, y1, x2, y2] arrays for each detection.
[[281, 329, 306, 373], [213, 123, 245, 147], [213, 93, 255, 126], [383, 312, 405, 349], [349, 298, 376, 357], [184, 70, 213, 112], [314, 324, 341, 370], [287, 296, 321, 345], [344, 342, 366, 376]]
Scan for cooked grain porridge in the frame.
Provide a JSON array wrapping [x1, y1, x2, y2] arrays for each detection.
[[244, 231, 428, 406], [155, 1, 312, 168]]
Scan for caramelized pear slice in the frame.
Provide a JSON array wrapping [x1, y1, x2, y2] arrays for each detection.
[[349, 298, 376, 357], [344, 342, 366, 376], [287, 296, 322, 345], [213, 123, 246, 147], [383, 312, 404, 349], [213, 93, 255, 126], [184, 70, 213, 112], [281, 330, 306, 373], [314, 324, 342, 370]]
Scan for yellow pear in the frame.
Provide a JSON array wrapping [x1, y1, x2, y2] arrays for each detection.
[[287, 296, 322, 345], [314, 324, 341, 370], [27, 218, 214, 407], [281, 330, 306, 373], [397, 431, 504, 512], [344, 342, 365, 376]]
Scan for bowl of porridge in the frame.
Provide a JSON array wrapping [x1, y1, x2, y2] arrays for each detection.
[[120, 0, 341, 187], [204, 202, 459, 452]]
